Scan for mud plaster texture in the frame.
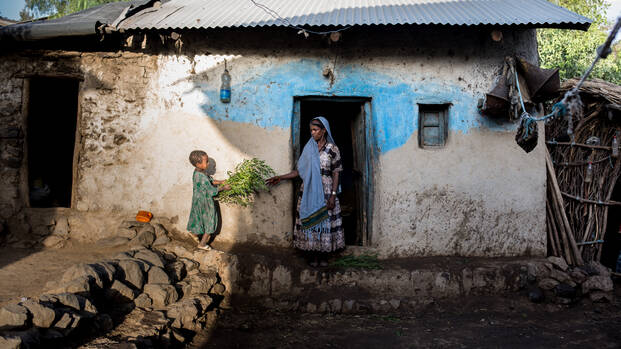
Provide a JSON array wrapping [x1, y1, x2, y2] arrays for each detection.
[[0, 26, 544, 257]]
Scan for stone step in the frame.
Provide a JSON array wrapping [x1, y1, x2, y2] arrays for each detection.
[[161, 241, 550, 313]]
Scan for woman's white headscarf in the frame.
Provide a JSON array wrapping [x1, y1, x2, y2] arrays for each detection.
[[297, 117, 334, 235]]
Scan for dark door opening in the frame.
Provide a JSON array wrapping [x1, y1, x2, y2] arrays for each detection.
[[296, 98, 371, 246], [601, 179, 621, 271], [27, 77, 79, 208]]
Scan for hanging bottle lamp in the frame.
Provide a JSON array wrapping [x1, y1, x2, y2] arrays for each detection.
[[220, 60, 231, 103]]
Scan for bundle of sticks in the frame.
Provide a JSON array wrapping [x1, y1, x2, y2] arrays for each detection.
[[545, 78, 621, 264]]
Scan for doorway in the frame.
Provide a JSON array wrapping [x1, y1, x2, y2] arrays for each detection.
[[293, 97, 373, 246], [26, 77, 80, 208]]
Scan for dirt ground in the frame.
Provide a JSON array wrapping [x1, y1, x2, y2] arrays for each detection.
[[195, 289, 621, 349], [0, 243, 128, 306]]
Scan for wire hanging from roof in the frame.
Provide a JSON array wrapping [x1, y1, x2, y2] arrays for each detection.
[[248, 0, 352, 37]]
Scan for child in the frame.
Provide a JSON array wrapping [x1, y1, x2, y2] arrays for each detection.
[[187, 150, 230, 250]]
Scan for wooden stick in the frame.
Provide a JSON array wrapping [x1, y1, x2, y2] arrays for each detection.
[[546, 141, 612, 151], [546, 203, 560, 257], [547, 198, 563, 256], [560, 192, 621, 206], [546, 148, 585, 265], [548, 179, 574, 264]]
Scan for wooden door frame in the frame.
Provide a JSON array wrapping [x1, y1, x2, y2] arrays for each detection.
[[291, 96, 375, 245]]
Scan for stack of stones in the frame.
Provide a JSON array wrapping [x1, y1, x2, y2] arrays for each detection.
[[0, 245, 226, 348], [529, 256, 614, 304], [98, 220, 172, 249]]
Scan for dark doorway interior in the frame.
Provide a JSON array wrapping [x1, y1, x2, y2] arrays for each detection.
[[601, 179, 621, 271], [299, 99, 368, 246], [27, 77, 79, 208]]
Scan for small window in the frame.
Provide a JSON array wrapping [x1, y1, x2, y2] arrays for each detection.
[[418, 104, 449, 148]]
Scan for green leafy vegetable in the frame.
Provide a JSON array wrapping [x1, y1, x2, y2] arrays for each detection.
[[331, 254, 382, 270], [216, 158, 276, 207]]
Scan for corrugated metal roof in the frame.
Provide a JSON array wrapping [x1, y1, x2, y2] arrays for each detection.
[[0, 0, 151, 41], [118, 0, 591, 31]]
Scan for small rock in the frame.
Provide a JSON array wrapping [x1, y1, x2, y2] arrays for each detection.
[[129, 228, 156, 248], [587, 261, 611, 277], [582, 275, 613, 294], [52, 312, 81, 335], [117, 227, 138, 239], [389, 299, 401, 310], [134, 293, 153, 309], [114, 251, 135, 260], [549, 269, 572, 284], [119, 220, 146, 229], [328, 299, 342, 313], [92, 262, 117, 283], [97, 236, 130, 248], [20, 300, 55, 328], [118, 260, 146, 290], [109, 280, 138, 301], [179, 258, 199, 273], [569, 269, 588, 284], [61, 264, 104, 289], [148, 266, 171, 284], [153, 235, 171, 246], [342, 300, 356, 313], [167, 299, 200, 330], [175, 281, 192, 298], [211, 283, 226, 295], [194, 294, 213, 312], [41, 235, 66, 248], [187, 273, 218, 295], [135, 249, 165, 268], [546, 256, 568, 271], [538, 278, 559, 290], [153, 223, 168, 238], [590, 291, 613, 303], [554, 283, 577, 299], [0, 335, 22, 349], [54, 276, 92, 294], [143, 284, 178, 308], [166, 261, 187, 283], [306, 303, 317, 313], [0, 304, 29, 330], [528, 287, 544, 303], [51, 217, 70, 236], [52, 293, 81, 311], [318, 302, 329, 313]]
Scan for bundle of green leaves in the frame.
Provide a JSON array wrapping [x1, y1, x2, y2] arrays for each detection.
[[216, 158, 276, 207]]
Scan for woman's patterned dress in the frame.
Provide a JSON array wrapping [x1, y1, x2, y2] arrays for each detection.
[[294, 142, 345, 252], [187, 170, 218, 235]]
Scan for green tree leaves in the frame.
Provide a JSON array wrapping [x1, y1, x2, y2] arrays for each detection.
[[538, 0, 621, 84], [21, 0, 124, 20]]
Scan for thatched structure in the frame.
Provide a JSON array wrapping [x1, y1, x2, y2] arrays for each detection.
[[546, 78, 621, 265]]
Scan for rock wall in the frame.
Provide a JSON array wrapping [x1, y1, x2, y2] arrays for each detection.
[[0, 223, 226, 348], [0, 26, 546, 257]]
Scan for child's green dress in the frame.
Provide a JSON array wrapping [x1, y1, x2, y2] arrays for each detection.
[[187, 170, 219, 235]]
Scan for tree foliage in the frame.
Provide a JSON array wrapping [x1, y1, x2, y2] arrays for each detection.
[[538, 0, 621, 84], [20, 0, 124, 20]]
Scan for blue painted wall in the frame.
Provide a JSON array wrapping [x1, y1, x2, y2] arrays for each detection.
[[200, 59, 512, 154]]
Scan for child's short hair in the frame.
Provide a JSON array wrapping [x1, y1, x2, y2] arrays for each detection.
[[189, 150, 207, 166]]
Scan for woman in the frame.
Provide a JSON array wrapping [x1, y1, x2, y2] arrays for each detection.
[[266, 117, 345, 266]]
